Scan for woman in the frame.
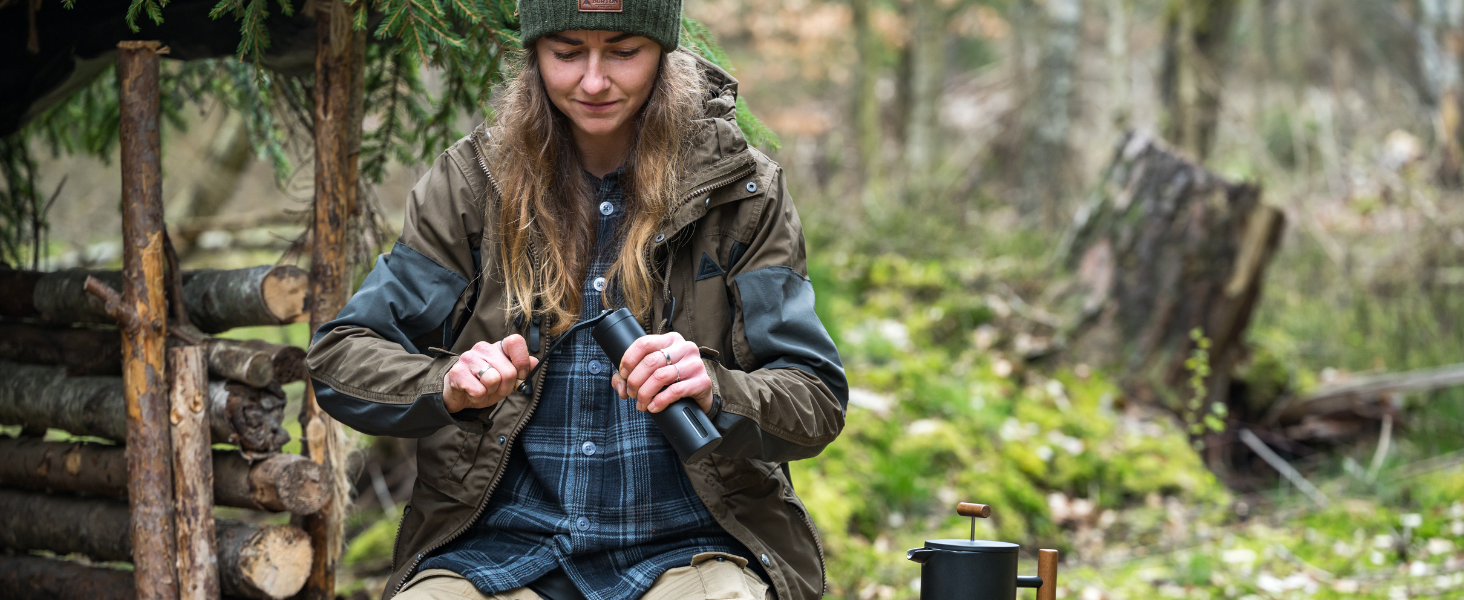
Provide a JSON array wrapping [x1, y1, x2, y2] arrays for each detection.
[[305, 1, 846, 599]]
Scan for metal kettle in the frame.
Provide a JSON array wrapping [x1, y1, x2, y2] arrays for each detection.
[[907, 503, 1058, 600]]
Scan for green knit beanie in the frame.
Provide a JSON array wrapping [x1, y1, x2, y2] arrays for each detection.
[[519, 0, 682, 52]]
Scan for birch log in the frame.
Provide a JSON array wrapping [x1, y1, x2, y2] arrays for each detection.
[[0, 488, 312, 600], [0, 361, 289, 454], [0, 437, 330, 515], [0, 554, 136, 600], [0, 265, 309, 332], [0, 322, 305, 384]]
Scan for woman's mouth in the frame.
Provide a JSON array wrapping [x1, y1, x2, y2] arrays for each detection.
[[577, 100, 618, 113]]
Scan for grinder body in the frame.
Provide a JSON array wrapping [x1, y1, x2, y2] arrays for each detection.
[[591, 308, 723, 464], [908, 540, 1019, 600]]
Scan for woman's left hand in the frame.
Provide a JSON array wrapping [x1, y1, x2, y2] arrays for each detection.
[[611, 332, 713, 414]]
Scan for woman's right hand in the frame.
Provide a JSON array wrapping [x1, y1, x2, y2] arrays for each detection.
[[443, 335, 538, 413]]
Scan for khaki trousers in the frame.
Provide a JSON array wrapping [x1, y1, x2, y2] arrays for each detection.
[[395, 552, 769, 600]]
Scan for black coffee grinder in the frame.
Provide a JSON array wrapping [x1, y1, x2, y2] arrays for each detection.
[[907, 502, 1058, 600]]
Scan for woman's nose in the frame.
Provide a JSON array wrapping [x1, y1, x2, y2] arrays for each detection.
[[581, 53, 611, 96]]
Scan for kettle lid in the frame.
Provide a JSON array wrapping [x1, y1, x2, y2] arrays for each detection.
[[923, 539, 1019, 553]]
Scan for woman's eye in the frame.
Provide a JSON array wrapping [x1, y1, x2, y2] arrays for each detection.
[[553, 51, 579, 60], [614, 48, 640, 58]]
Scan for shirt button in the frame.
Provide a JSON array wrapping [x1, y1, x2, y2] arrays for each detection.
[[581, 441, 597, 456], [588, 360, 602, 375], [654, 233, 665, 243], [760, 553, 771, 566], [593, 276, 607, 292], [600, 201, 614, 216], [576, 517, 591, 531], [745, 181, 758, 193]]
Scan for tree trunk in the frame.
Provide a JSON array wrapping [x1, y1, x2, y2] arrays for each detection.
[[302, 5, 363, 598], [0, 554, 135, 600], [170, 346, 221, 600], [0, 489, 312, 600], [1418, 0, 1464, 185], [1064, 132, 1284, 424], [0, 321, 305, 384], [1018, 0, 1082, 225], [851, 0, 881, 183], [117, 40, 178, 600], [902, 0, 944, 179], [0, 361, 289, 454], [1158, 0, 1240, 160], [0, 265, 309, 332], [0, 437, 330, 516], [169, 112, 255, 253]]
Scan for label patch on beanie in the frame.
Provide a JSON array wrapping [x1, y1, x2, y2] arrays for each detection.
[[579, 0, 622, 12]]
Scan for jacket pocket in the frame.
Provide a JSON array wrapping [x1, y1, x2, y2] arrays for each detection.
[[415, 426, 483, 505]]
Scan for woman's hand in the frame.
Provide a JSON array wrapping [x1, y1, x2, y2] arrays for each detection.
[[443, 335, 538, 413], [611, 332, 713, 414]]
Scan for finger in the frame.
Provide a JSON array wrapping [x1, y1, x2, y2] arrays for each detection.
[[610, 373, 626, 398], [626, 338, 685, 394], [483, 348, 517, 398], [500, 335, 533, 379], [618, 332, 683, 378], [448, 363, 488, 399], [646, 379, 709, 413], [635, 364, 681, 411]]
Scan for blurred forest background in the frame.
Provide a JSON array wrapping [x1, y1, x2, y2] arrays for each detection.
[[6, 0, 1464, 599]]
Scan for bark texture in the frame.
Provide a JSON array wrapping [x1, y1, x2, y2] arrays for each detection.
[[0, 322, 124, 376], [0, 265, 309, 332], [170, 346, 221, 600], [0, 554, 136, 600], [301, 5, 363, 599], [1064, 132, 1284, 415], [0, 488, 312, 600], [1018, 0, 1082, 224], [1417, 0, 1464, 184], [0, 362, 289, 454], [0, 437, 329, 515], [117, 40, 178, 600], [0, 322, 305, 384], [1158, 0, 1240, 160]]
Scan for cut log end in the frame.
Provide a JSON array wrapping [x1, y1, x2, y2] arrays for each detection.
[[230, 524, 313, 600], [247, 453, 331, 515], [261, 266, 309, 324]]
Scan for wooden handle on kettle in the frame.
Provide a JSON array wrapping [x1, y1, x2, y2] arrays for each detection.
[[956, 502, 991, 518], [1037, 549, 1058, 600]]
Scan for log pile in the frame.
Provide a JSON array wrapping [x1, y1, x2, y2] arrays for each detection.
[[0, 261, 320, 599]]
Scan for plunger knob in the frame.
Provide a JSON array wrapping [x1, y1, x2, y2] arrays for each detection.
[[956, 502, 991, 518]]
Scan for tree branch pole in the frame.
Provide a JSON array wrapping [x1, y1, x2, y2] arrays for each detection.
[[300, 3, 363, 598], [171, 346, 220, 600], [116, 39, 179, 600]]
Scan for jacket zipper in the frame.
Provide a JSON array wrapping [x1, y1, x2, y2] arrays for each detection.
[[787, 493, 827, 595], [392, 365, 548, 596], [391, 147, 543, 597], [655, 164, 756, 334]]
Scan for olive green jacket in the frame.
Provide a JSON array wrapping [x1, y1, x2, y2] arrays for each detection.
[[305, 56, 847, 600]]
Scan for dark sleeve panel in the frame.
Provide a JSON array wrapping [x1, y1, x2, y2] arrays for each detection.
[[313, 380, 468, 438], [733, 265, 848, 408], [312, 241, 469, 354]]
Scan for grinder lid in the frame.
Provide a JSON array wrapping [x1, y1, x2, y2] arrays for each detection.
[[923, 539, 1019, 553]]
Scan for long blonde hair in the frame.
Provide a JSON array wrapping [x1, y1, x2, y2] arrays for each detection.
[[488, 46, 702, 335]]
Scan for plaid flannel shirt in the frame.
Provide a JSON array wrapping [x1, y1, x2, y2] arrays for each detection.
[[419, 169, 749, 600]]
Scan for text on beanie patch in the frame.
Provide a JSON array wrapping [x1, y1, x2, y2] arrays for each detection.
[[579, 0, 622, 12]]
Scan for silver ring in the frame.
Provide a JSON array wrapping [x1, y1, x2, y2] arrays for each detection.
[[475, 366, 491, 379], [661, 349, 673, 365], [672, 363, 682, 383]]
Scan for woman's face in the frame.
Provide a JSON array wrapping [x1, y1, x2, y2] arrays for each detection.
[[536, 30, 662, 143]]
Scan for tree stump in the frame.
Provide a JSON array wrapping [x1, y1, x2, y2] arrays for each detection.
[[1062, 132, 1285, 421]]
